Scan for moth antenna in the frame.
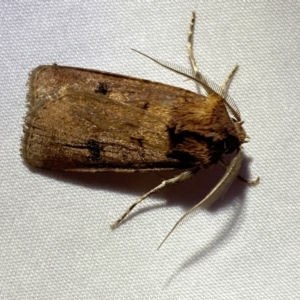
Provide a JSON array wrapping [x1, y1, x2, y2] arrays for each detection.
[[221, 65, 241, 121], [157, 151, 243, 250], [131, 48, 214, 95], [187, 12, 199, 76], [220, 65, 239, 97], [186, 12, 215, 96], [110, 167, 199, 230]]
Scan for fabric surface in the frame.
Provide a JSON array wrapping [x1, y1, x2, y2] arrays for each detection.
[[1, 1, 300, 299]]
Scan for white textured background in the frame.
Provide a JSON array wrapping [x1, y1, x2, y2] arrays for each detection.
[[1, 1, 300, 299]]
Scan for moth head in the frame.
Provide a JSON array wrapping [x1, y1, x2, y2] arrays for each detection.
[[222, 118, 247, 155]]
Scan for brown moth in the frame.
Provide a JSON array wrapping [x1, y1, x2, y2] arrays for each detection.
[[22, 13, 257, 248]]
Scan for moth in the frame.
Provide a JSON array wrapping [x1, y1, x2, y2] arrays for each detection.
[[22, 13, 258, 248]]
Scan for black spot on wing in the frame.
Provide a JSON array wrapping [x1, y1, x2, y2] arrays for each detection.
[[95, 82, 109, 95], [87, 139, 102, 162], [142, 102, 149, 110], [130, 137, 144, 148]]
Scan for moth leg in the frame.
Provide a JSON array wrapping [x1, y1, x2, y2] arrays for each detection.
[[110, 167, 199, 229], [219, 158, 259, 185], [238, 175, 260, 185]]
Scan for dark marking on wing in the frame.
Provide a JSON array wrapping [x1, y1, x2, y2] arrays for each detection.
[[63, 140, 102, 162], [142, 102, 149, 110], [166, 150, 198, 164], [87, 139, 102, 161], [130, 137, 144, 148], [95, 82, 109, 95]]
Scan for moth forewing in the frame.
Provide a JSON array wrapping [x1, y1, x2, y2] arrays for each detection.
[[23, 86, 188, 171]]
